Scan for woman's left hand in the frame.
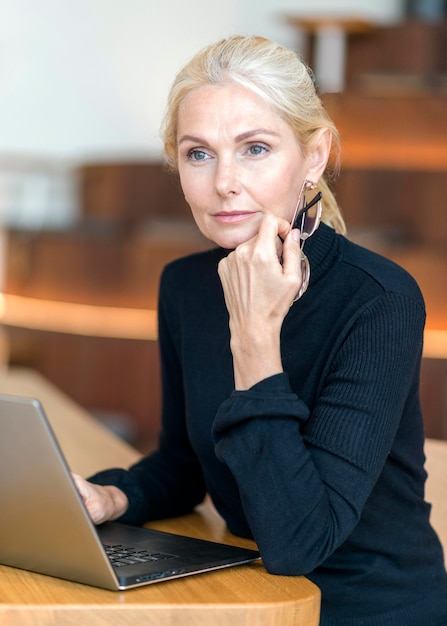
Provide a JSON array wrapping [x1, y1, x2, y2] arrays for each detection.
[[217, 214, 302, 389]]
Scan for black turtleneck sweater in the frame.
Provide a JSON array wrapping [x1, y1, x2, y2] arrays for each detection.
[[90, 223, 447, 625]]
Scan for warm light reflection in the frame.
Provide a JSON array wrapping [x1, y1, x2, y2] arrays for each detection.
[[0, 293, 447, 358], [0, 293, 157, 340], [423, 330, 447, 359]]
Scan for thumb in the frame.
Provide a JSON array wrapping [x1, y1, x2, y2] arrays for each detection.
[[72, 473, 89, 501]]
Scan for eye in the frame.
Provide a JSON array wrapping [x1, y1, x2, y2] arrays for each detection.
[[247, 143, 268, 156], [187, 148, 210, 162]]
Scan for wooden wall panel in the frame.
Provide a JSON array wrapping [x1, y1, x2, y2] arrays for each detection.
[[332, 169, 447, 249], [345, 20, 447, 84], [420, 358, 447, 441], [5, 226, 210, 309], [6, 327, 162, 454], [79, 162, 190, 224]]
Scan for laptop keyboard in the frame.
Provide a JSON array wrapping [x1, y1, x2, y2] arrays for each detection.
[[103, 544, 177, 568]]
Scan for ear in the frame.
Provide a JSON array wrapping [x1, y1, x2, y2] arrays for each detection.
[[306, 127, 332, 182]]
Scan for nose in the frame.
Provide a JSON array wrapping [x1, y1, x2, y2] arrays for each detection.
[[214, 156, 241, 197]]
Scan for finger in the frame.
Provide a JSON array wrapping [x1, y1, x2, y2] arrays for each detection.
[[277, 217, 292, 242], [253, 215, 291, 262], [282, 228, 303, 276], [256, 214, 290, 244]]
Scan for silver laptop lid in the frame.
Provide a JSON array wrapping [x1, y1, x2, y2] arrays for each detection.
[[0, 394, 119, 589]]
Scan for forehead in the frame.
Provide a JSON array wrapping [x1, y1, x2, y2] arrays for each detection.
[[177, 82, 292, 135]]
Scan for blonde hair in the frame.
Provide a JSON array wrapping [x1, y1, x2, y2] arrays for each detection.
[[162, 35, 346, 235]]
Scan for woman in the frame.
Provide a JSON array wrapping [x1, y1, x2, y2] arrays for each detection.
[[74, 36, 447, 624]]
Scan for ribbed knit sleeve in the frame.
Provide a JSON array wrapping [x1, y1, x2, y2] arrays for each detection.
[[304, 293, 425, 475], [212, 292, 426, 575]]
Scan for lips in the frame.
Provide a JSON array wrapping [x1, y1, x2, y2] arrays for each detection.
[[213, 211, 256, 224]]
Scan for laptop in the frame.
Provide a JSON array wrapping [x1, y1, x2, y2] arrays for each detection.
[[0, 393, 260, 590]]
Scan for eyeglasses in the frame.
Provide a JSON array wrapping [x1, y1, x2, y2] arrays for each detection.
[[290, 182, 322, 302]]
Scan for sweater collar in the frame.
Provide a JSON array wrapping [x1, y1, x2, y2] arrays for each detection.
[[302, 222, 341, 286]]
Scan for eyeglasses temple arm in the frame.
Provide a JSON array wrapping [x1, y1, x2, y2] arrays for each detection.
[[292, 191, 322, 230]]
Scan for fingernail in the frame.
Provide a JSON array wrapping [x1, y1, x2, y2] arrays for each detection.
[[292, 229, 301, 242]]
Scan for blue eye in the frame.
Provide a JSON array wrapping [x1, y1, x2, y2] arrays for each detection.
[[248, 144, 267, 156], [188, 149, 208, 161]]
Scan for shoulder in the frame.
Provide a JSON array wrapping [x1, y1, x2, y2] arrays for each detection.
[[340, 236, 424, 305]]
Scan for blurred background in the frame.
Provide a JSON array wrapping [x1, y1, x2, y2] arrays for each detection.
[[1, 0, 446, 451]]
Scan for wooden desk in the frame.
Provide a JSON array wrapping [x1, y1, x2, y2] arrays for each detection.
[[0, 368, 321, 626]]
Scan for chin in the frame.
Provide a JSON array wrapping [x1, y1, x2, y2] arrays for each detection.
[[214, 235, 249, 250], [208, 228, 258, 251], [195, 214, 262, 250]]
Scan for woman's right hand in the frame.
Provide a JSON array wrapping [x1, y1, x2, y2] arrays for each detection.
[[217, 214, 302, 390], [72, 473, 129, 525]]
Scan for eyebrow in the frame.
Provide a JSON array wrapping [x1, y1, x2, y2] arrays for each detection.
[[178, 128, 280, 146], [235, 129, 280, 142]]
